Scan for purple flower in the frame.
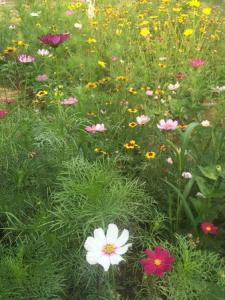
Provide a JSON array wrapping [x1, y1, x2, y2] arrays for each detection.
[[17, 54, 35, 63], [39, 33, 70, 47], [36, 74, 49, 81]]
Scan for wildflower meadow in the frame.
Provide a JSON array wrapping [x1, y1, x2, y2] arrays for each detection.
[[0, 0, 225, 299]]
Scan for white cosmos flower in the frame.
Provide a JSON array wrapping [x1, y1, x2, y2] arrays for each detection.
[[182, 171, 192, 179], [84, 224, 132, 271], [168, 82, 180, 91], [37, 49, 50, 56], [201, 120, 210, 127], [30, 11, 41, 17]]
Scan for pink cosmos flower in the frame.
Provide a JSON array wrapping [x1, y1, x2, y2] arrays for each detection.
[[39, 33, 70, 47], [36, 74, 48, 81], [61, 97, 78, 105], [146, 90, 154, 96], [65, 10, 74, 15], [201, 222, 218, 235], [85, 123, 106, 133], [157, 119, 178, 131], [17, 54, 35, 63], [136, 115, 150, 125], [0, 109, 10, 118], [140, 246, 175, 277], [190, 59, 205, 69]]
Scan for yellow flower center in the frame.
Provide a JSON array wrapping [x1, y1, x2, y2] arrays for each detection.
[[154, 259, 161, 266], [103, 243, 115, 254]]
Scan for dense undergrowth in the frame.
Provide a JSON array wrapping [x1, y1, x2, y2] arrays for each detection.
[[0, 0, 225, 299]]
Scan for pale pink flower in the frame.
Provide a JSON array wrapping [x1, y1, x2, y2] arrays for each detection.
[[136, 115, 150, 125], [190, 59, 205, 68], [166, 157, 173, 164], [157, 119, 178, 131], [65, 10, 74, 15], [61, 97, 78, 105], [146, 90, 153, 96], [17, 54, 35, 63], [36, 74, 48, 81], [111, 56, 118, 61], [85, 123, 106, 133]]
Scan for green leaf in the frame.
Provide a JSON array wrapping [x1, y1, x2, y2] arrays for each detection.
[[198, 165, 218, 181]]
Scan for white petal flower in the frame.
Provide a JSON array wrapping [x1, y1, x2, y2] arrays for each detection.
[[201, 120, 210, 127], [168, 82, 180, 91], [182, 171, 192, 179], [84, 223, 131, 271]]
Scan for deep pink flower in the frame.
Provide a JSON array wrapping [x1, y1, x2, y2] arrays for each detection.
[[85, 123, 106, 133], [17, 54, 35, 63], [157, 119, 178, 131], [39, 33, 70, 47], [61, 97, 78, 105], [36, 74, 48, 81], [140, 246, 175, 277], [190, 59, 205, 68], [0, 109, 10, 118], [201, 222, 218, 235]]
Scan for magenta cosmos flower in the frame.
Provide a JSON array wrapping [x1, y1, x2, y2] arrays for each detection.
[[39, 33, 70, 47], [201, 222, 218, 235], [61, 97, 78, 105], [17, 54, 35, 63], [85, 124, 106, 133], [157, 119, 178, 131], [190, 59, 205, 68], [0, 109, 10, 118], [140, 246, 175, 277]]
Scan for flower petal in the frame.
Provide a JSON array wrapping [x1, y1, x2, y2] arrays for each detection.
[[116, 229, 129, 247], [97, 255, 111, 271], [109, 254, 124, 265], [84, 237, 102, 252], [115, 243, 132, 255], [86, 251, 102, 265], [106, 224, 119, 244], [94, 228, 106, 244]]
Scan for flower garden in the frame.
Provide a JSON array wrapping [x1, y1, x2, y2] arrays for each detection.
[[0, 0, 225, 299]]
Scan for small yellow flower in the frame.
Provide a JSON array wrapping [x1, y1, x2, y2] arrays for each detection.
[[116, 29, 122, 36], [177, 124, 187, 129], [202, 8, 212, 16], [87, 38, 96, 44], [128, 87, 137, 95], [86, 82, 97, 89], [184, 28, 193, 37], [36, 90, 48, 97], [116, 76, 127, 81], [15, 40, 26, 46], [129, 122, 137, 128], [127, 108, 138, 113], [98, 60, 106, 68], [124, 140, 138, 149], [188, 0, 200, 8], [159, 144, 166, 152], [145, 151, 156, 159], [140, 27, 150, 37], [3, 47, 17, 54]]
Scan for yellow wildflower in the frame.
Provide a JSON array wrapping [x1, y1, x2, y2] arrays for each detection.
[[140, 27, 150, 37], [184, 28, 193, 37], [145, 151, 156, 159], [36, 90, 48, 97], [98, 60, 106, 68], [86, 82, 97, 89], [87, 38, 96, 44], [202, 8, 212, 16]]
